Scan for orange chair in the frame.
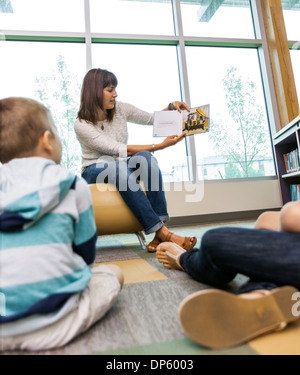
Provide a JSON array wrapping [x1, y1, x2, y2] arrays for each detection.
[[89, 183, 146, 249]]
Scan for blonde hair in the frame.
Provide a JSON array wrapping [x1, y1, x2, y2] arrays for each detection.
[[0, 97, 56, 163]]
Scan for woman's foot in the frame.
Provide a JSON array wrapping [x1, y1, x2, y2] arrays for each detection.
[[146, 234, 161, 253], [162, 230, 197, 250], [156, 242, 186, 270], [147, 226, 197, 253]]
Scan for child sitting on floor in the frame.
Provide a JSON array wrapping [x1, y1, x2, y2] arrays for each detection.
[[156, 204, 300, 349], [0, 97, 124, 352]]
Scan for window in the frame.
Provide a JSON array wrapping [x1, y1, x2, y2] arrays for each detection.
[[0, 0, 284, 183], [186, 46, 275, 179], [291, 50, 300, 102], [282, 3, 300, 41], [0, 40, 86, 174], [283, 4, 300, 109], [90, 0, 174, 35], [180, 0, 254, 38], [0, 0, 84, 32], [92, 43, 185, 181]]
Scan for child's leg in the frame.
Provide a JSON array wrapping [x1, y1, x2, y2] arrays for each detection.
[[105, 264, 124, 287], [254, 201, 300, 232], [254, 210, 281, 231], [1, 264, 122, 352], [280, 201, 300, 233], [177, 226, 300, 289]]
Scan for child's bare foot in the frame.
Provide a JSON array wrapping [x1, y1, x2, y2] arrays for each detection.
[[156, 242, 186, 270]]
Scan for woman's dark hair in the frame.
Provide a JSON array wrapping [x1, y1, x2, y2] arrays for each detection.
[[77, 68, 118, 124]]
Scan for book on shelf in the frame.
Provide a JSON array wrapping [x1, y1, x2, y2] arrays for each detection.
[[153, 104, 210, 137], [290, 184, 300, 201], [283, 148, 300, 173]]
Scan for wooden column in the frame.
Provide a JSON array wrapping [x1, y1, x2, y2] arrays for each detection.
[[260, 0, 299, 128]]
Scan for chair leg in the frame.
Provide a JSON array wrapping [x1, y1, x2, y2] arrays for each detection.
[[135, 231, 147, 250]]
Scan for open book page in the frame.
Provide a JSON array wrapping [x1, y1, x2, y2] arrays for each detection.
[[153, 110, 183, 137], [182, 104, 210, 136], [153, 104, 210, 137]]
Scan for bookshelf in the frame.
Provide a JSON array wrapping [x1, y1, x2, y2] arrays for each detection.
[[273, 114, 300, 204]]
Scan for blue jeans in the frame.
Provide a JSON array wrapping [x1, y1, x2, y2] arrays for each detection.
[[179, 227, 300, 293], [82, 151, 169, 234]]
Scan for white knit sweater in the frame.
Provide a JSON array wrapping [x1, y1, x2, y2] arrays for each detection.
[[74, 101, 154, 168]]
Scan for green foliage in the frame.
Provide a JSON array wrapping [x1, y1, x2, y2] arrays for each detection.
[[209, 66, 270, 178], [35, 55, 81, 175], [224, 162, 242, 179]]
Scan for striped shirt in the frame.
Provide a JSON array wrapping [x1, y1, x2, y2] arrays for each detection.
[[0, 157, 97, 336]]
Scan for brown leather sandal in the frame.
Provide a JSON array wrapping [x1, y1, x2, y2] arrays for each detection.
[[147, 238, 161, 253], [165, 232, 197, 250], [147, 232, 197, 253]]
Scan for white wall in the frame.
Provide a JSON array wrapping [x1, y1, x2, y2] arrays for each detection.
[[165, 178, 282, 218]]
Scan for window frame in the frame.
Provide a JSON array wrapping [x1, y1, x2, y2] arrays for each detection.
[[2, 0, 294, 184]]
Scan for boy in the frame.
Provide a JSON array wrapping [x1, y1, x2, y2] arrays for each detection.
[[0, 97, 123, 352]]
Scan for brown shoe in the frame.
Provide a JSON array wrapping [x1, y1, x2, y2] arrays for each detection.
[[178, 286, 299, 349], [164, 231, 197, 250]]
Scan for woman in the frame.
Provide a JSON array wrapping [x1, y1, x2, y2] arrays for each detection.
[[74, 68, 197, 252]]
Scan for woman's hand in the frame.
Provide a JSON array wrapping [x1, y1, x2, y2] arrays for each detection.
[[172, 101, 190, 113], [165, 101, 190, 112], [159, 133, 186, 150], [127, 133, 186, 156]]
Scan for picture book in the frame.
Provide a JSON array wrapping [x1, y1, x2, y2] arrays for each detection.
[[153, 104, 210, 137]]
